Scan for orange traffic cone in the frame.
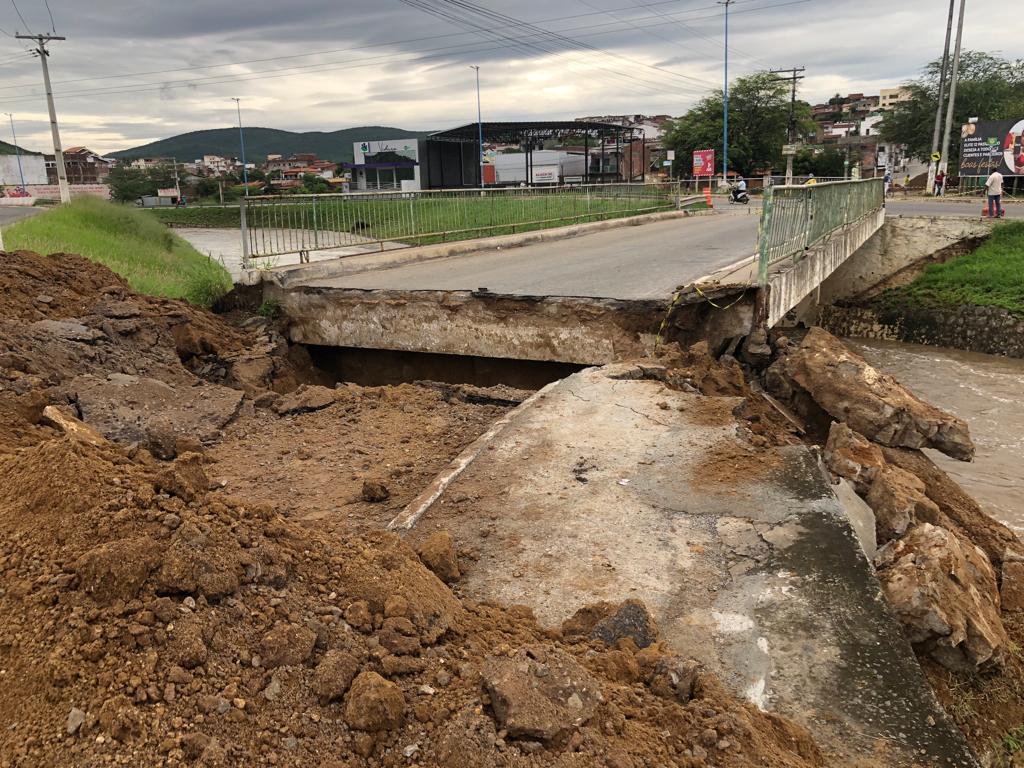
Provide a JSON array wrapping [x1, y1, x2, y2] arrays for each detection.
[[704, 184, 713, 209]]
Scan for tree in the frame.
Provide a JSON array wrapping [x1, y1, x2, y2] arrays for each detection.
[[662, 71, 814, 177], [881, 52, 1024, 164], [107, 164, 156, 202], [792, 147, 849, 178], [301, 173, 330, 194]]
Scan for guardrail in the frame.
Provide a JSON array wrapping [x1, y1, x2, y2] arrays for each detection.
[[757, 178, 884, 285], [242, 182, 694, 263]]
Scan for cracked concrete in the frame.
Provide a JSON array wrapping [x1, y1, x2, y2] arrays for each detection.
[[399, 364, 977, 767]]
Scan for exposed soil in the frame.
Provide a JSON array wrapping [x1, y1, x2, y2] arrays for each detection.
[[206, 384, 509, 534], [0, 251, 827, 768]]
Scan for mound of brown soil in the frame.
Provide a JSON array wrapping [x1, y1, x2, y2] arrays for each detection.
[[0, 251, 827, 767]]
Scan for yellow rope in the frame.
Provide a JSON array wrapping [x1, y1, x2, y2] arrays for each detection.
[[655, 284, 750, 346]]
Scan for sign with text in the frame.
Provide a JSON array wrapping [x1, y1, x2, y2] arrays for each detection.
[[692, 149, 715, 176], [960, 120, 1024, 177]]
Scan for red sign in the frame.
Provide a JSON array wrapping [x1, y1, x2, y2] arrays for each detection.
[[692, 149, 715, 177]]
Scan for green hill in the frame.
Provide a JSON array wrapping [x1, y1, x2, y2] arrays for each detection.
[[108, 126, 425, 164], [0, 139, 42, 155]]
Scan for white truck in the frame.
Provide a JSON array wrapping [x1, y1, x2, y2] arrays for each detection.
[[493, 150, 586, 186]]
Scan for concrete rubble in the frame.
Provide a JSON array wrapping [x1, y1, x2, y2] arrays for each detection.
[[777, 327, 975, 460]]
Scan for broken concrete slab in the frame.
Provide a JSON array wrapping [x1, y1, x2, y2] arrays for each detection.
[[783, 328, 974, 461], [72, 373, 244, 458], [403, 365, 977, 767]]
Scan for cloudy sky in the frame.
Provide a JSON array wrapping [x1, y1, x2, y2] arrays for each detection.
[[0, 0, 1008, 155]]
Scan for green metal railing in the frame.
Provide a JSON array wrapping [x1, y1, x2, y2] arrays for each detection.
[[242, 182, 697, 263], [757, 178, 884, 284]]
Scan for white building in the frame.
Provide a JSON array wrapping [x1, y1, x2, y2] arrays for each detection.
[[0, 154, 48, 187], [880, 88, 911, 110], [351, 139, 422, 190]]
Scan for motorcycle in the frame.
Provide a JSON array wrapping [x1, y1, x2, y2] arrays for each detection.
[[729, 185, 750, 205]]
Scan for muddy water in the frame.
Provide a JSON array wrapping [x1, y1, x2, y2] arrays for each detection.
[[848, 339, 1024, 535]]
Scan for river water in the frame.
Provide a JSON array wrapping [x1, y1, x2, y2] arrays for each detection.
[[848, 339, 1024, 535]]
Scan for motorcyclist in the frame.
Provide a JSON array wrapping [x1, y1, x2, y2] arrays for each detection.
[[730, 176, 747, 202]]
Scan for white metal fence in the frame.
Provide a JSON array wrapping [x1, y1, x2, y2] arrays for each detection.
[[242, 182, 698, 262]]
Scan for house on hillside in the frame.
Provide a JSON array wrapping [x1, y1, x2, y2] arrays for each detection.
[[45, 147, 112, 184]]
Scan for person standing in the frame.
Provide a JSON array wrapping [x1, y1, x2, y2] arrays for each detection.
[[934, 169, 946, 196], [985, 169, 1004, 218]]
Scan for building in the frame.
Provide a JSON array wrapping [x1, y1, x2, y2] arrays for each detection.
[[348, 139, 423, 190], [45, 147, 112, 184], [129, 157, 173, 170], [880, 87, 911, 110], [0, 154, 48, 188], [265, 153, 323, 174], [279, 162, 338, 181]]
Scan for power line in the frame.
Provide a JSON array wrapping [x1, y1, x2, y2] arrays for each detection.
[[42, 0, 56, 33], [10, 0, 32, 33]]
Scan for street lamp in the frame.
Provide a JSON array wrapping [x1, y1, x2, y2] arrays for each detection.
[[231, 97, 250, 196], [4, 113, 26, 192], [470, 66, 484, 187]]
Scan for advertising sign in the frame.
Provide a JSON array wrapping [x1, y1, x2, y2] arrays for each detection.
[[960, 120, 1024, 177], [692, 149, 715, 177]]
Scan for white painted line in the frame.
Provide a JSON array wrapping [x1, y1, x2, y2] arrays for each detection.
[[386, 378, 562, 533]]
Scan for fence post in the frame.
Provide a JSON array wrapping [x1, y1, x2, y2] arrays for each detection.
[[312, 195, 320, 250], [757, 186, 773, 286], [239, 199, 251, 270]]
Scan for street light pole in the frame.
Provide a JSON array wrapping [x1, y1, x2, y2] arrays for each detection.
[[719, 0, 733, 185], [231, 97, 250, 196], [470, 65, 484, 187], [4, 113, 26, 192]]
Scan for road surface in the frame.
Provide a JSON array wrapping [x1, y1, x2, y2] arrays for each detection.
[[886, 200, 1023, 218], [305, 211, 761, 300], [0, 207, 41, 227]]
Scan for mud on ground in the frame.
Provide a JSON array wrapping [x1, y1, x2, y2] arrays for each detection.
[[0, 251, 826, 768]]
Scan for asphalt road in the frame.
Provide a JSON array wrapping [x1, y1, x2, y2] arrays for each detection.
[[885, 200, 1023, 218], [311, 211, 761, 300], [0, 207, 41, 226]]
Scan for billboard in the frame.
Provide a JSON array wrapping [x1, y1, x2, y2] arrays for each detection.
[[692, 149, 715, 177], [960, 120, 1024, 177]]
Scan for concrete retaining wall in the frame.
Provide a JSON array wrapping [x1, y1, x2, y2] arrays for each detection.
[[820, 303, 1024, 358]]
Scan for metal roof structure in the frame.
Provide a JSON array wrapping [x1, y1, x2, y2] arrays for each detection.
[[429, 120, 642, 144]]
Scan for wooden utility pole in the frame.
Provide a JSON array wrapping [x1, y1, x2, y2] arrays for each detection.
[[16, 33, 70, 203]]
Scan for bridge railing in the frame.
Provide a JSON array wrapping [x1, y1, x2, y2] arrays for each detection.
[[757, 178, 884, 284], [242, 182, 695, 263]]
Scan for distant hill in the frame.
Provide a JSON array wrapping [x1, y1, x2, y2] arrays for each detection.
[[0, 139, 41, 156], [108, 126, 426, 164]]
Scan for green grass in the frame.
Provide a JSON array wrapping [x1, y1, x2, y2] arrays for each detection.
[[876, 222, 1024, 316], [4, 197, 232, 307], [147, 190, 701, 251]]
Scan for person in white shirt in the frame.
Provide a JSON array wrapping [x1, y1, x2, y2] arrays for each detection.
[[986, 170, 1004, 218]]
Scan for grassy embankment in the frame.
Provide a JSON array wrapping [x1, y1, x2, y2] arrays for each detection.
[[3, 197, 232, 306], [876, 221, 1024, 315], [148, 191, 703, 246]]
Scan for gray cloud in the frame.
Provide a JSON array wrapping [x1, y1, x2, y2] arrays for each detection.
[[0, 0, 1005, 154]]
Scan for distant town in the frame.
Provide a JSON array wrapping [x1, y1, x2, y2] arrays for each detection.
[[0, 87, 913, 204]]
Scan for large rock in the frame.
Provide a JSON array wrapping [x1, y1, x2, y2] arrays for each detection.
[[865, 464, 942, 544], [875, 523, 1007, 671], [823, 422, 884, 494], [344, 672, 405, 731], [75, 537, 163, 605], [561, 599, 659, 649], [784, 329, 974, 461], [273, 384, 337, 416], [482, 646, 602, 742], [881, 447, 1024, 568], [415, 531, 460, 584], [260, 623, 317, 668], [1001, 560, 1024, 613]]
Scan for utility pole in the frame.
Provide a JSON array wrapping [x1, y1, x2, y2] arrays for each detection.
[[231, 98, 251, 270], [927, 0, 956, 195], [4, 113, 26, 192], [938, 0, 966, 188], [17, 34, 69, 203], [470, 66, 484, 187], [770, 67, 805, 185], [719, 0, 732, 185]]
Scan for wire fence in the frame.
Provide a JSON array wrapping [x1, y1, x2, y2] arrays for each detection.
[[757, 178, 885, 284], [242, 182, 696, 260]]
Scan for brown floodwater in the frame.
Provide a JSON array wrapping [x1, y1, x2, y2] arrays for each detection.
[[848, 339, 1024, 535]]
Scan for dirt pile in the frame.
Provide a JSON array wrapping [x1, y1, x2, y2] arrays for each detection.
[[0, 252, 827, 767]]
